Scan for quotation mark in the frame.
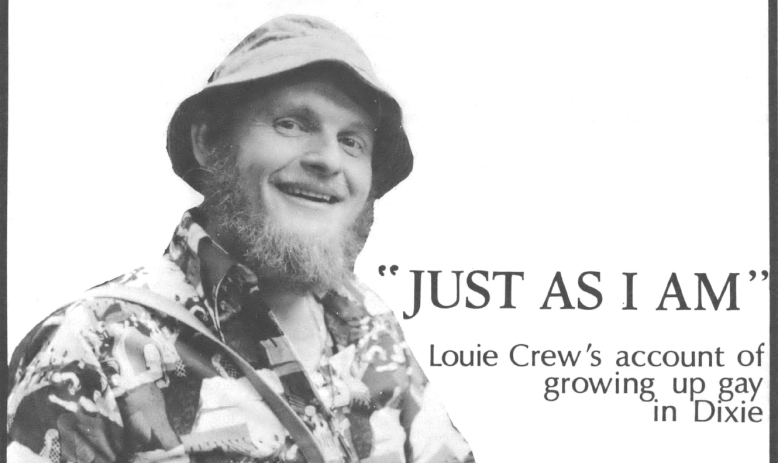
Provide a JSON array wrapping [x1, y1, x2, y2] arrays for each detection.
[[748, 270, 769, 281], [379, 265, 399, 276]]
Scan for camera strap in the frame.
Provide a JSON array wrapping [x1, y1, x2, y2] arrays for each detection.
[[84, 284, 330, 463]]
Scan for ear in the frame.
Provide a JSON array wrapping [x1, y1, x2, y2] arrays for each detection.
[[191, 121, 211, 167]]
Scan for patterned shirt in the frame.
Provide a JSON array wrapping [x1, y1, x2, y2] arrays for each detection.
[[7, 210, 473, 463]]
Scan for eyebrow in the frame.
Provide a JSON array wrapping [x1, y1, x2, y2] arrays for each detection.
[[268, 103, 376, 134]]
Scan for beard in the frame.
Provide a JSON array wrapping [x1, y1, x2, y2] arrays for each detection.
[[199, 149, 374, 292]]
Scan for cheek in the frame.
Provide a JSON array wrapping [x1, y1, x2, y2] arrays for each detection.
[[233, 143, 283, 191], [232, 127, 295, 174], [349, 159, 373, 200], [233, 163, 267, 208]]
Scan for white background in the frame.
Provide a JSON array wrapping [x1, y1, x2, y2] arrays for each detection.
[[8, 1, 770, 462]]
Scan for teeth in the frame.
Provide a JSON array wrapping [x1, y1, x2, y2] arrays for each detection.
[[283, 186, 334, 203]]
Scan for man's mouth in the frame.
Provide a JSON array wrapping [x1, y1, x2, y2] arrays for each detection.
[[275, 183, 342, 204]]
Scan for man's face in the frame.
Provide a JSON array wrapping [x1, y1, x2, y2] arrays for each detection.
[[228, 77, 374, 239], [198, 76, 377, 289]]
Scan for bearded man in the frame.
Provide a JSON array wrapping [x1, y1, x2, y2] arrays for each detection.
[[7, 15, 474, 463]]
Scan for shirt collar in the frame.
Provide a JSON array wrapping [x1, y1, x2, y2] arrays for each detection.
[[166, 209, 243, 307]]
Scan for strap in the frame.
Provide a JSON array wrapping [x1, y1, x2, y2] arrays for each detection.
[[84, 284, 328, 463]]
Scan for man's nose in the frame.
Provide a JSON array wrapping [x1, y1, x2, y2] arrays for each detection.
[[300, 132, 343, 176]]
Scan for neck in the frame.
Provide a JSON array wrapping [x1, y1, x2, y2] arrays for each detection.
[[262, 283, 310, 308], [202, 214, 245, 262], [261, 275, 327, 299]]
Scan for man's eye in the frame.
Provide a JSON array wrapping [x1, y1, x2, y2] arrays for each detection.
[[340, 136, 368, 156], [274, 119, 306, 135]]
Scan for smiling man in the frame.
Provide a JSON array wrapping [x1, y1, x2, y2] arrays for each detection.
[[192, 65, 379, 297], [7, 15, 474, 463]]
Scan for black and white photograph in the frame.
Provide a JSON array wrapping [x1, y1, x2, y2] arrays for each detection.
[[6, 2, 771, 462]]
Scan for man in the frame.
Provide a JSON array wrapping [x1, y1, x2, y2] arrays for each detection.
[[7, 15, 474, 463]]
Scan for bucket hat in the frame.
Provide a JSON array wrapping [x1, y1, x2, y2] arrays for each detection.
[[167, 15, 413, 198]]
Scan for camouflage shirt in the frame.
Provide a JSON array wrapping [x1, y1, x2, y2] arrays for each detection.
[[7, 210, 473, 463]]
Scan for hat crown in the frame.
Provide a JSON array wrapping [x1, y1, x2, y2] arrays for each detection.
[[208, 15, 379, 90]]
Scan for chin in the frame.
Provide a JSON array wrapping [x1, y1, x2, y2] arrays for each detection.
[[244, 220, 355, 291]]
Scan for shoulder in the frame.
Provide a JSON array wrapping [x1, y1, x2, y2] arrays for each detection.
[[8, 256, 198, 398], [6, 258, 197, 462], [354, 278, 395, 317], [336, 277, 395, 317], [104, 256, 202, 306]]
